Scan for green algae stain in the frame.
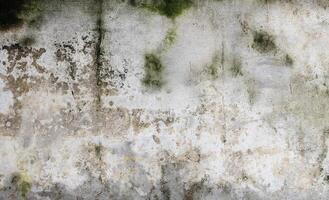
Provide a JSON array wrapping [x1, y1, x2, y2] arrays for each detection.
[[11, 172, 31, 199], [164, 28, 177, 47], [130, 0, 192, 19], [252, 31, 277, 54], [142, 53, 164, 89]]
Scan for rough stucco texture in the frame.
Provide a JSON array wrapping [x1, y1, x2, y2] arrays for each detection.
[[1, 0, 329, 199]]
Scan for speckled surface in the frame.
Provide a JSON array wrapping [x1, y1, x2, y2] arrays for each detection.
[[1, 0, 329, 199]]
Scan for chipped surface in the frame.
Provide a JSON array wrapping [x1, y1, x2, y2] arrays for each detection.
[[1, 0, 329, 199]]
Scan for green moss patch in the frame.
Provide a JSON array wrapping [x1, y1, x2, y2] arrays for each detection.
[[142, 53, 164, 89], [130, 0, 192, 19], [11, 172, 31, 199], [164, 28, 177, 46]]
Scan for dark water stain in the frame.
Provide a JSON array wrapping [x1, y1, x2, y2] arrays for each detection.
[[20, 36, 36, 46], [0, 0, 43, 31], [284, 54, 293, 66], [94, 0, 105, 88], [94, 143, 102, 160], [129, 0, 192, 19], [252, 30, 277, 54]]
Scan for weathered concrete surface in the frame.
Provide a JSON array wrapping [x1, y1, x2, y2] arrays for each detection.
[[1, 0, 329, 199]]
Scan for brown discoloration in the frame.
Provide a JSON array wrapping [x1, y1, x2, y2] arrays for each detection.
[[0, 43, 46, 136], [183, 178, 210, 200], [131, 109, 175, 134], [131, 109, 151, 133], [183, 149, 201, 163], [51, 35, 95, 95], [99, 107, 131, 135], [3, 44, 46, 74]]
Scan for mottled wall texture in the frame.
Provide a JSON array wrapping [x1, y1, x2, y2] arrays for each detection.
[[1, 0, 329, 199]]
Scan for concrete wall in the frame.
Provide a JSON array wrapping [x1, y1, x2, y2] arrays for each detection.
[[1, 0, 329, 199]]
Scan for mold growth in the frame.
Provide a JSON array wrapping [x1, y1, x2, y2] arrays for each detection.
[[230, 58, 243, 77], [205, 53, 221, 79], [11, 172, 31, 199], [142, 53, 164, 89], [252, 30, 277, 54], [0, 0, 43, 31], [130, 0, 193, 19], [317, 0, 329, 8], [284, 54, 293, 66]]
